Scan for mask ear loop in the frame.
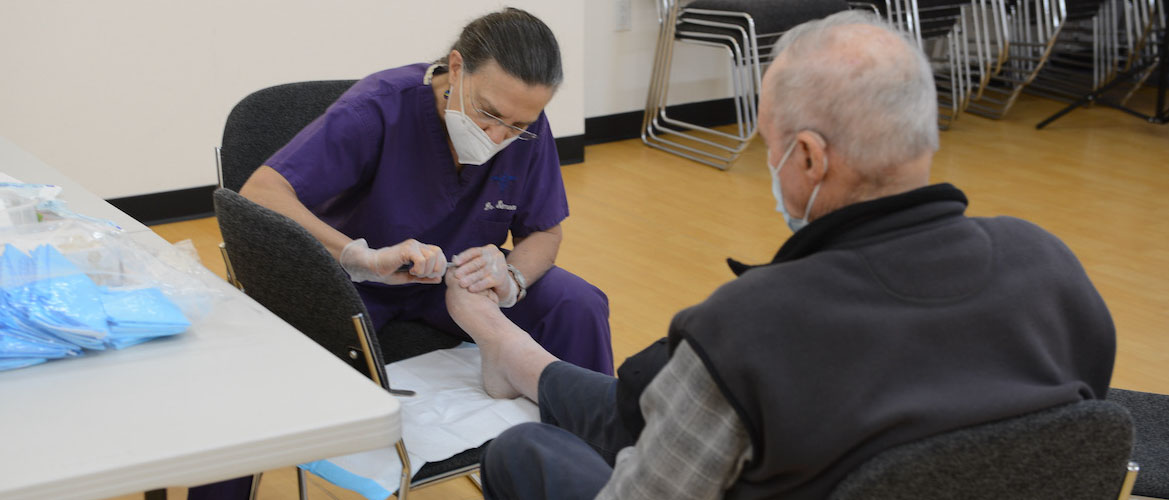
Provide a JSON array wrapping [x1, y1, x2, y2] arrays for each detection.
[[800, 140, 829, 222], [453, 69, 473, 118], [441, 63, 462, 113], [802, 181, 823, 222], [443, 70, 458, 114], [445, 70, 479, 128], [458, 70, 467, 115]]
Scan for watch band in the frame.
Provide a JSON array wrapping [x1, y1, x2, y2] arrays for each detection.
[[506, 263, 528, 302]]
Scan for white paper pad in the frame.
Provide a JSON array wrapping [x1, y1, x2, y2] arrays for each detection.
[[301, 343, 538, 500]]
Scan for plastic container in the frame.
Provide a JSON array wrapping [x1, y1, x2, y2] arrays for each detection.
[[0, 192, 38, 226]]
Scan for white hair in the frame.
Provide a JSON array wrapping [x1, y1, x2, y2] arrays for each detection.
[[766, 11, 939, 176]]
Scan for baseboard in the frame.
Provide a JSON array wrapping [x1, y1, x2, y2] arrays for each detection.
[[107, 185, 216, 226], [105, 137, 588, 225], [584, 97, 738, 145], [555, 134, 584, 165], [102, 98, 736, 225]]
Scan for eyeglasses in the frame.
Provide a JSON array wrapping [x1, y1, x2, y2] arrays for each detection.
[[458, 77, 539, 141], [470, 103, 538, 141]]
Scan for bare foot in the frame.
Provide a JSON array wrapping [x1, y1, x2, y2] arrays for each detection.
[[445, 270, 521, 399], [444, 270, 557, 402], [477, 340, 521, 399]]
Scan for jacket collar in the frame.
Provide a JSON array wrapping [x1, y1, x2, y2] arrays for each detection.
[[728, 183, 968, 276]]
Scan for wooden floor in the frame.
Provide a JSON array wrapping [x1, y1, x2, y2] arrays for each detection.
[[109, 92, 1168, 500]]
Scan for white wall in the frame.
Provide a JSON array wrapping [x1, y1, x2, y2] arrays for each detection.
[[0, 1, 584, 199], [583, 0, 733, 118]]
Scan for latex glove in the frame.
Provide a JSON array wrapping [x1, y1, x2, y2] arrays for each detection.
[[340, 238, 446, 285], [452, 245, 518, 307], [443, 269, 502, 334]]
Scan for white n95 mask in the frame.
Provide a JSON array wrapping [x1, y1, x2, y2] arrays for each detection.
[[445, 71, 518, 165]]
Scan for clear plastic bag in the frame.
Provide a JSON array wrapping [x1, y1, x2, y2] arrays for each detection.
[[0, 218, 227, 370], [0, 183, 59, 227], [0, 182, 123, 230]]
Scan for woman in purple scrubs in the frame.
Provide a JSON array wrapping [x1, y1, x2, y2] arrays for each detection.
[[239, 8, 613, 376]]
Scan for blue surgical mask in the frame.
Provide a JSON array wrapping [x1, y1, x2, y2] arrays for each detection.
[[768, 138, 826, 233]]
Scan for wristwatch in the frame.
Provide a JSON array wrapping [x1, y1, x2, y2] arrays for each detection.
[[506, 264, 528, 302]]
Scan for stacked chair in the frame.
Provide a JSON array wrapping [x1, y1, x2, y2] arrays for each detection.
[[846, 0, 1163, 122], [1026, 0, 1128, 101], [926, 0, 1162, 120], [1027, 1, 1118, 99], [894, 0, 989, 128], [964, 0, 1070, 119], [642, 0, 1163, 166], [642, 0, 850, 169], [1026, 0, 1165, 107], [860, 0, 1061, 124], [1114, 0, 1166, 106]]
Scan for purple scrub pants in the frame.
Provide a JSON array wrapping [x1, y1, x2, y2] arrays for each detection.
[[362, 265, 615, 375]]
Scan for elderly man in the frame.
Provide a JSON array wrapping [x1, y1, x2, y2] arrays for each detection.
[[445, 10, 1115, 500]]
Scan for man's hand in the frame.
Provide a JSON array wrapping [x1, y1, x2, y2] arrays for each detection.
[[340, 238, 447, 284], [444, 269, 502, 333], [452, 245, 518, 307]]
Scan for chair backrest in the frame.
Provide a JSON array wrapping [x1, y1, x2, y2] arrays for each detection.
[[828, 400, 1135, 500], [218, 80, 357, 192], [684, 0, 851, 34], [1107, 388, 1169, 498], [212, 187, 389, 387]]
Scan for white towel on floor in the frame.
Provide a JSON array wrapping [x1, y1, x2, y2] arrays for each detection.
[[300, 343, 539, 500]]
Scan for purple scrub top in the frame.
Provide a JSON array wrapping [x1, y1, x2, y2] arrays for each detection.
[[265, 63, 569, 303]]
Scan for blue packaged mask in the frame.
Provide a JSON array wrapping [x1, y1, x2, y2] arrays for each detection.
[[24, 245, 109, 349], [0, 358, 47, 371], [0, 245, 80, 364], [100, 287, 190, 349]]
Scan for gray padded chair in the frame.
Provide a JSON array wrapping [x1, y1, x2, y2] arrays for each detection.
[[180, 80, 374, 500], [216, 80, 357, 192], [215, 80, 464, 363], [828, 399, 1139, 500], [214, 188, 482, 499], [1108, 388, 1169, 498]]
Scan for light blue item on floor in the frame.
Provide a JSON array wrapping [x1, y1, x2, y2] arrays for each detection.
[[100, 287, 191, 349], [300, 344, 539, 500], [298, 461, 390, 500]]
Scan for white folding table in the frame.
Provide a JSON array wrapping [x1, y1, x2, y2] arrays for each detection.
[[0, 136, 402, 500]]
